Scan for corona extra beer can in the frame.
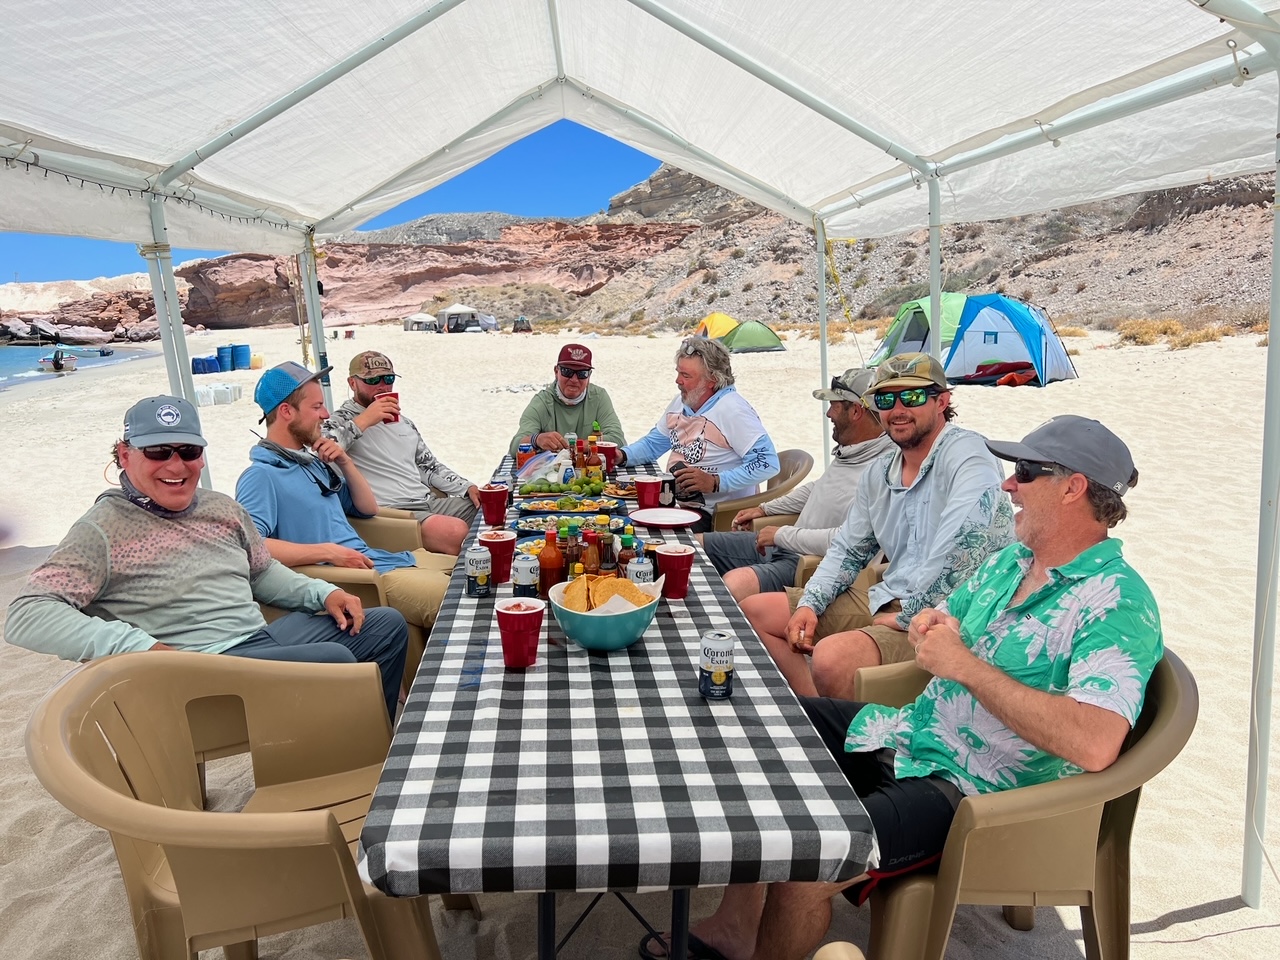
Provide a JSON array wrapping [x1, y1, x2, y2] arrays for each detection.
[[512, 554, 540, 598], [698, 630, 735, 699], [465, 545, 492, 598], [627, 554, 654, 584]]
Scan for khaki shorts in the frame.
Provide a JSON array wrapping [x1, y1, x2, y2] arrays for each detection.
[[379, 549, 456, 629], [785, 565, 913, 665]]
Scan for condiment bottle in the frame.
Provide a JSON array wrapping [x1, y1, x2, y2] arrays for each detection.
[[574, 440, 587, 480], [584, 439, 604, 484], [616, 534, 637, 577], [538, 529, 564, 598], [564, 521, 582, 572], [582, 530, 601, 577], [599, 532, 617, 578]]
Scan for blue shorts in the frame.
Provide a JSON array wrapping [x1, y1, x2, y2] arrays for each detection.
[[701, 530, 800, 593]]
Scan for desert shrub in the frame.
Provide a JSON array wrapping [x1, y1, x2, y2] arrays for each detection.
[[901, 250, 918, 267], [630, 309, 645, 323], [702, 269, 719, 285], [794, 267, 805, 276], [1076, 281, 1087, 293], [1048, 283, 1060, 295], [1056, 326, 1089, 338], [1117, 319, 1183, 345], [804, 292, 816, 302], [1066, 348, 1081, 356], [730, 247, 746, 259], [779, 310, 791, 321], [1019, 289, 1033, 302], [706, 291, 718, 303], [742, 281, 754, 292], [1260, 335, 1270, 347], [676, 297, 686, 309], [1168, 326, 1226, 350], [967, 224, 985, 239]]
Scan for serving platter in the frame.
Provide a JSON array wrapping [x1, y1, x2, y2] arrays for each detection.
[[628, 507, 703, 529]]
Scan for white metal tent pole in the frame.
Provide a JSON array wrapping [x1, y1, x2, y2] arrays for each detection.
[[815, 218, 831, 468], [138, 245, 184, 396], [1242, 64, 1280, 915], [145, 197, 199, 406], [927, 179, 943, 363], [298, 241, 334, 409]]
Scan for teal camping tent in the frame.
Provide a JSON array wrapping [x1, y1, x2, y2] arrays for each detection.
[[870, 293, 1076, 386], [719, 319, 785, 354]]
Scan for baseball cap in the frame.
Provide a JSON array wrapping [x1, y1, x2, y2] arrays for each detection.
[[986, 415, 1136, 495], [867, 353, 948, 394], [349, 350, 395, 378], [813, 367, 876, 404], [122, 395, 207, 448], [254, 361, 332, 422], [557, 343, 593, 370]]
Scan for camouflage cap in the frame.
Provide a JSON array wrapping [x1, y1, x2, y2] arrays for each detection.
[[349, 350, 395, 378], [868, 352, 948, 394]]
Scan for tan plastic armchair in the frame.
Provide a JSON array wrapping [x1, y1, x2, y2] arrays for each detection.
[[831, 649, 1198, 960], [25, 653, 445, 960], [712, 448, 814, 531]]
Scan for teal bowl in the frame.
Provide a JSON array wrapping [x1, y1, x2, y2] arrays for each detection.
[[548, 581, 659, 652]]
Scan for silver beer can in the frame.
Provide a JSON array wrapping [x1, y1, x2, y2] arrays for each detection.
[[465, 545, 492, 598], [698, 630, 735, 699], [512, 554, 540, 598], [628, 555, 654, 583]]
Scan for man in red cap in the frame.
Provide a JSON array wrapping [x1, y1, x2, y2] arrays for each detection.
[[508, 342, 627, 456]]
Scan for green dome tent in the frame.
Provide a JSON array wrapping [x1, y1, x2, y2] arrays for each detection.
[[719, 319, 786, 354], [868, 292, 968, 364]]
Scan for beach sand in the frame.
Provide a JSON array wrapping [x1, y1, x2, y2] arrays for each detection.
[[1, 325, 1278, 959]]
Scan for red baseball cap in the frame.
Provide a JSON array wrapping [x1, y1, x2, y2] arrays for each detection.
[[557, 343, 593, 370]]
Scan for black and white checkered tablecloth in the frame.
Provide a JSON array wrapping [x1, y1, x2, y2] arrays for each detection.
[[359, 459, 875, 897]]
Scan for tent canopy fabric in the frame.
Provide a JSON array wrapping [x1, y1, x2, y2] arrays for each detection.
[[693, 312, 740, 339], [5, 2, 1280, 254], [720, 319, 785, 353]]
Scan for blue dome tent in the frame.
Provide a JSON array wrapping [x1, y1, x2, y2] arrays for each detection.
[[945, 294, 1077, 385]]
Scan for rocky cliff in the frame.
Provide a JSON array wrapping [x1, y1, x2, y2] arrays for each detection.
[[2, 166, 1275, 343]]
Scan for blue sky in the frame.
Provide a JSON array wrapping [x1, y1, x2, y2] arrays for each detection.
[[0, 121, 661, 284]]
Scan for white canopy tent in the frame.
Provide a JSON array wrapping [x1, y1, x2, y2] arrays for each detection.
[[2, 0, 1278, 904]]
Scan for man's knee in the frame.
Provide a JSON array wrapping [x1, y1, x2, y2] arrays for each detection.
[[361, 607, 409, 652], [741, 591, 788, 632], [723, 566, 761, 602], [810, 630, 882, 698]]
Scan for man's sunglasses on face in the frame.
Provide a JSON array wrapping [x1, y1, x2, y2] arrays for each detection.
[[558, 365, 592, 380], [1013, 459, 1060, 484], [358, 374, 396, 386], [871, 387, 939, 411], [139, 444, 204, 462]]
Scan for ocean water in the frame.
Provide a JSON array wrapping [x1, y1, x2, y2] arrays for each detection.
[[0, 345, 155, 389]]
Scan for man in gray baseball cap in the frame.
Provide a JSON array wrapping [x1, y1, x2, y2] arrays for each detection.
[[6, 394, 409, 718], [986, 414, 1138, 499], [698, 367, 894, 602]]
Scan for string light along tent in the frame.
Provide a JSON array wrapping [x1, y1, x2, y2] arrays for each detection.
[[870, 293, 1077, 386], [2, 0, 1279, 907]]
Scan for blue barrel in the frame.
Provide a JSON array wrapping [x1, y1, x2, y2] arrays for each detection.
[[217, 345, 234, 373], [191, 357, 206, 375], [232, 344, 251, 370], [205, 355, 221, 374]]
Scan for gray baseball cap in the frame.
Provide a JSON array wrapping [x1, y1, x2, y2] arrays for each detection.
[[122, 396, 207, 448], [986, 415, 1135, 495], [813, 367, 876, 404]]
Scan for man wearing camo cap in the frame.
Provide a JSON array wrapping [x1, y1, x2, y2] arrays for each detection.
[[323, 350, 478, 556], [743, 352, 1014, 700]]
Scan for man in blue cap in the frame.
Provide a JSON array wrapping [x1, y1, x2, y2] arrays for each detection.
[[235, 362, 454, 639], [6, 395, 408, 718]]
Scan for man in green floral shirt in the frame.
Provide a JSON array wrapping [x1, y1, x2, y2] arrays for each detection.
[[654, 416, 1162, 960]]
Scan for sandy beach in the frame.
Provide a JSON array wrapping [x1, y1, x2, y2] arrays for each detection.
[[1, 324, 1278, 959]]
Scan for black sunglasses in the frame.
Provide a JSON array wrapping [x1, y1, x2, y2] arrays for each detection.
[[357, 374, 396, 386], [1013, 459, 1060, 484], [302, 459, 343, 496], [139, 444, 204, 462], [557, 365, 592, 380], [871, 387, 939, 411]]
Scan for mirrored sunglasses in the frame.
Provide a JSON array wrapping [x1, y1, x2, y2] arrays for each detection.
[[358, 374, 396, 386], [557, 365, 592, 380], [871, 387, 937, 411], [139, 444, 204, 462], [1013, 459, 1060, 484]]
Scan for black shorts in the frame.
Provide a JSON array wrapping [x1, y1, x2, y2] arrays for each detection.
[[800, 696, 961, 893]]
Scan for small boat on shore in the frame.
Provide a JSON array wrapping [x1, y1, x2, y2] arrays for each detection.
[[38, 350, 78, 373]]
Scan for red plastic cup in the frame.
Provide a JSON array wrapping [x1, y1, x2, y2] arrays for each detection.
[[478, 483, 510, 526], [596, 441, 619, 473], [634, 475, 661, 510], [478, 529, 517, 583], [382, 392, 400, 423], [496, 597, 545, 668], [655, 544, 696, 600]]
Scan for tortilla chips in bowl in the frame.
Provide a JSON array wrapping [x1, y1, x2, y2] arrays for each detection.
[[548, 575, 662, 651]]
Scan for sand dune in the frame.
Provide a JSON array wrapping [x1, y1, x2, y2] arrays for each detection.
[[0, 325, 1277, 959]]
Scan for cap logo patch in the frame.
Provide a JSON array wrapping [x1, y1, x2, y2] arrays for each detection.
[[156, 404, 182, 427], [567, 347, 587, 361]]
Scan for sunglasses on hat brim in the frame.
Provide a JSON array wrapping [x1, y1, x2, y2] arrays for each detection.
[[557, 365, 592, 380], [871, 387, 939, 411], [138, 444, 204, 462]]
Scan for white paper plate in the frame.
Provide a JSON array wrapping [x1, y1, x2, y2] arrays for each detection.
[[629, 507, 703, 528]]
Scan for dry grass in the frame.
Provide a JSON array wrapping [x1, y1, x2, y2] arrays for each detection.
[[1115, 319, 1185, 345], [1056, 326, 1089, 338], [1260, 335, 1270, 347], [1167, 326, 1228, 350]]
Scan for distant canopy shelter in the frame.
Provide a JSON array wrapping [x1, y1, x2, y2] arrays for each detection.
[[869, 292, 1076, 386], [439, 303, 481, 333]]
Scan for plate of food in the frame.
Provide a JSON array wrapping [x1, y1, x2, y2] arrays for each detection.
[[518, 496, 622, 514], [603, 478, 637, 499], [513, 514, 628, 534], [516, 535, 548, 557], [628, 507, 704, 529]]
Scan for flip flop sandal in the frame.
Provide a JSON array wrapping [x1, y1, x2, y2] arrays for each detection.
[[637, 931, 730, 960]]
